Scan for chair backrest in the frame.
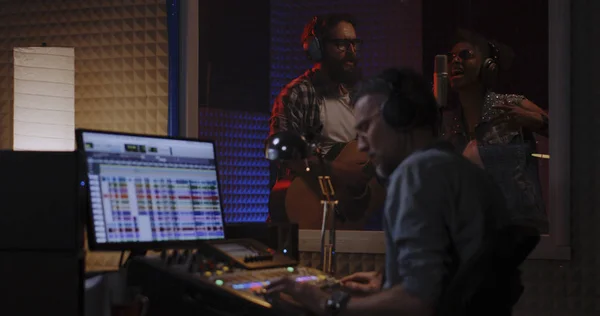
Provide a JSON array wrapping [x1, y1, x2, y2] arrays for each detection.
[[436, 225, 540, 316]]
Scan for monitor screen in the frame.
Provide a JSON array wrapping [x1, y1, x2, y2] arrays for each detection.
[[77, 130, 225, 250]]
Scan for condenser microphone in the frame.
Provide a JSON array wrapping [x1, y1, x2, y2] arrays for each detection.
[[433, 54, 448, 108]]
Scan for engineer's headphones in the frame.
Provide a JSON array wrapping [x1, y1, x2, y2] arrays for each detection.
[[380, 72, 418, 129], [481, 41, 500, 88], [379, 69, 438, 134], [303, 16, 324, 62]]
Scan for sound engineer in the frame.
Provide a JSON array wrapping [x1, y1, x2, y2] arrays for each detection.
[[265, 67, 514, 316]]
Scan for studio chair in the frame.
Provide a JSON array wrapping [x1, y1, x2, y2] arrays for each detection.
[[436, 225, 540, 316]]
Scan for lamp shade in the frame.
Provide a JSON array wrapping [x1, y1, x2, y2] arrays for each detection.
[[265, 131, 309, 161], [12, 47, 75, 151]]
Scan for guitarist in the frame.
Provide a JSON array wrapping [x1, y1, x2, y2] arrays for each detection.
[[267, 14, 377, 226]]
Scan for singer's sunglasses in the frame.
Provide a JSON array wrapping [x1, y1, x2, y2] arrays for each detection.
[[324, 38, 363, 52], [446, 49, 476, 62]]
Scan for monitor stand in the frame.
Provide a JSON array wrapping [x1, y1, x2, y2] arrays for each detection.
[[124, 250, 148, 267], [124, 249, 195, 268], [158, 249, 193, 267]]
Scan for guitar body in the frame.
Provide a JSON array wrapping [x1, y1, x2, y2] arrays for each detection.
[[269, 141, 386, 230]]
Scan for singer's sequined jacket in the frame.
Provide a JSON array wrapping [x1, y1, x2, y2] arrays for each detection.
[[440, 91, 549, 233]]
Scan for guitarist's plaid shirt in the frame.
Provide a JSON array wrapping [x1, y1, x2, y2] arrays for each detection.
[[267, 66, 334, 223], [268, 66, 327, 144], [268, 66, 352, 183], [267, 66, 386, 228]]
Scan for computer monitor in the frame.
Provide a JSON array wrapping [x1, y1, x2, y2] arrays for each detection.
[[76, 129, 226, 251]]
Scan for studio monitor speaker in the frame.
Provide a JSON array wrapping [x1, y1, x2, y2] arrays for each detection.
[[0, 151, 83, 316]]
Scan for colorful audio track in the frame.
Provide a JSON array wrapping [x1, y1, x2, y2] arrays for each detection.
[[98, 173, 225, 243]]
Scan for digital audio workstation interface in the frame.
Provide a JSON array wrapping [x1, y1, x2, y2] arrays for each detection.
[[80, 131, 226, 244]]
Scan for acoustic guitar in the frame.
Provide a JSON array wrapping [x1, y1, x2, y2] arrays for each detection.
[[269, 141, 386, 230]]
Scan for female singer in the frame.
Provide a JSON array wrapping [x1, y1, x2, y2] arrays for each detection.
[[440, 29, 549, 233]]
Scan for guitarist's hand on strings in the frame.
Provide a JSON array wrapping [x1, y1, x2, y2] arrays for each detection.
[[284, 157, 371, 196], [329, 160, 372, 221], [330, 160, 371, 198], [292, 158, 371, 200]]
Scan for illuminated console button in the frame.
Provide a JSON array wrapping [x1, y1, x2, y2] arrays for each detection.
[[222, 266, 230, 272], [215, 280, 224, 286], [254, 288, 267, 296], [286, 267, 294, 273], [318, 275, 326, 281], [216, 270, 224, 275], [204, 271, 212, 277]]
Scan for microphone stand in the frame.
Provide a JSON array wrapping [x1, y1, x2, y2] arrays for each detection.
[[318, 175, 338, 275], [311, 146, 338, 276]]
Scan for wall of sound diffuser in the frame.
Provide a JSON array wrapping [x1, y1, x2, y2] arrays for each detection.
[[198, 107, 270, 223]]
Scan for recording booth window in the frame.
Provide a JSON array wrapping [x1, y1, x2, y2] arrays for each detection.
[[294, 0, 571, 262]]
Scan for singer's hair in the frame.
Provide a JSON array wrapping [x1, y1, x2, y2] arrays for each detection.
[[300, 13, 357, 45], [451, 28, 516, 71], [351, 67, 439, 135]]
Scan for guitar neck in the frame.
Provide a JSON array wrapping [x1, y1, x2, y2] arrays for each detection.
[[322, 142, 346, 161]]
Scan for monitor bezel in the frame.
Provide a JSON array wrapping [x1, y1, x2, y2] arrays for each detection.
[[76, 128, 227, 251]]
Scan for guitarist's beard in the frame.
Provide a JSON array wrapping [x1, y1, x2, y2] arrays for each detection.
[[322, 56, 363, 87], [328, 63, 362, 86]]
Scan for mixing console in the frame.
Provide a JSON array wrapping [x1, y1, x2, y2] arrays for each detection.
[[200, 266, 339, 308], [126, 239, 341, 315]]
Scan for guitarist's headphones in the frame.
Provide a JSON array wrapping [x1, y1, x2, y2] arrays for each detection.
[[481, 41, 500, 89], [303, 16, 324, 62]]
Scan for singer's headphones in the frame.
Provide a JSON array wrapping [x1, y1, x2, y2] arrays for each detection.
[[481, 41, 500, 88], [303, 16, 324, 62]]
